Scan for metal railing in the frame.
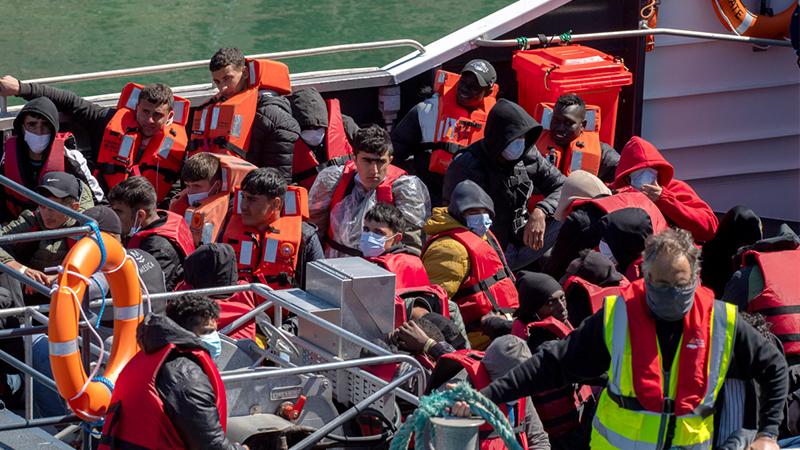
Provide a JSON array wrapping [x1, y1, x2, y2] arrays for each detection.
[[473, 27, 793, 48], [0, 39, 425, 114], [0, 174, 423, 445]]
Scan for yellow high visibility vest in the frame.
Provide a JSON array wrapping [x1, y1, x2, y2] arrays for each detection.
[[590, 294, 737, 449]]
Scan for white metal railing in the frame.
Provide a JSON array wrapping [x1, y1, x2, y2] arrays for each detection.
[[0, 38, 425, 114]]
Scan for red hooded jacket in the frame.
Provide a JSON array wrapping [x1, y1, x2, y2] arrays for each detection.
[[612, 137, 718, 242]]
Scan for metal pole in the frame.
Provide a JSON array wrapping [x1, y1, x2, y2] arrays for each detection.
[[0, 262, 51, 297], [472, 27, 793, 48], [221, 354, 422, 382], [0, 348, 58, 393], [28, 309, 110, 360], [0, 225, 93, 245], [0, 325, 48, 338], [0, 414, 80, 432], [218, 300, 273, 336], [23, 310, 33, 421], [0, 95, 7, 114], [290, 368, 419, 450], [0, 176, 94, 225], [22, 39, 425, 86]]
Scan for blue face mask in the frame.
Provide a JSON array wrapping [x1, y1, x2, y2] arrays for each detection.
[[501, 138, 526, 161], [199, 331, 222, 359], [630, 168, 658, 190], [359, 231, 389, 258], [465, 213, 492, 237]]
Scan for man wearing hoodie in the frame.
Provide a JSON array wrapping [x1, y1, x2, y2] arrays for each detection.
[[611, 136, 718, 242], [99, 294, 246, 450], [423, 180, 518, 348], [189, 48, 300, 182], [0, 96, 102, 222], [289, 87, 359, 189], [443, 99, 565, 270]]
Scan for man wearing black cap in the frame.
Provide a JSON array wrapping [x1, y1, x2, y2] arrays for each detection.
[[391, 59, 500, 206], [0, 171, 89, 303], [0, 96, 103, 222]]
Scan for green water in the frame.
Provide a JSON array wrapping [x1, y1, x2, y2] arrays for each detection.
[[4, 0, 512, 105]]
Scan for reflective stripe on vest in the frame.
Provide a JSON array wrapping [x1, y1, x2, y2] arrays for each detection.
[[593, 294, 736, 449]]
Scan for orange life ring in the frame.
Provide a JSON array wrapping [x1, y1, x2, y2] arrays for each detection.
[[711, 0, 794, 39], [48, 232, 142, 422]]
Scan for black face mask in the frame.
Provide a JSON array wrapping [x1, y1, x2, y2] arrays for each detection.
[[645, 279, 697, 321]]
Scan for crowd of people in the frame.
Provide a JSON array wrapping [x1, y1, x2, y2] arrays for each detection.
[[0, 48, 798, 450]]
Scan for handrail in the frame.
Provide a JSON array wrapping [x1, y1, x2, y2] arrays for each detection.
[[20, 39, 425, 86], [473, 27, 792, 48]]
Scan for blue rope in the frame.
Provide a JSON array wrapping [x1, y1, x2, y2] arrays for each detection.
[[92, 375, 115, 393], [87, 221, 107, 271], [91, 276, 107, 329], [389, 382, 522, 450]]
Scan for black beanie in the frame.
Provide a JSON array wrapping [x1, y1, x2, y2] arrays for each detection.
[[514, 271, 563, 322]]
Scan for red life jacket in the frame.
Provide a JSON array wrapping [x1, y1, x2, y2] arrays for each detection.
[[99, 343, 227, 450], [170, 154, 256, 246], [292, 98, 354, 189], [419, 70, 498, 175], [368, 252, 430, 290], [510, 316, 594, 437], [127, 210, 196, 259], [221, 186, 308, 288], [569, 190, 669, 234], [423, 228, 518, 324], [393, 284, 451, 328], [562, 275, 629, 325], [1, 133, 68, 216], [325, 160, 407, 253], [96, 83, 189, 202], [532, 102, 603, 177], [439, 350, 529, 450], [624, 256, 645, 281], [190, 59, 292, 158], [743, 248, 800, 356], [624, 280, 718, 415]]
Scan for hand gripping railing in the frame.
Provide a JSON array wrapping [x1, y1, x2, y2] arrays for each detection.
[[0, 39, 425, 114]]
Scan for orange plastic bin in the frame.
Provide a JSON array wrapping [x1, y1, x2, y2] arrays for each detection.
[[512, 45, 633, 145]]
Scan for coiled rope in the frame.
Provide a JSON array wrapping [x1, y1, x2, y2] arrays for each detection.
[[389, 382, 523, 450]]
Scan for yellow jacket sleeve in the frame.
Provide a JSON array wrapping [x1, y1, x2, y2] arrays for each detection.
[[422, 236, 470, 299]]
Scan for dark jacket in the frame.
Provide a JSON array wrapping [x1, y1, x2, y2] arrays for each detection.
[[137, 314, 243, 450], [480, 307, 789, 437], [443, 99, 564, 249], [246, 93, 301, 182], [701, 206, 762, 299], [596, 142, 620, 183], [128, 212, 186, 291], [544, 200, 607, 278]]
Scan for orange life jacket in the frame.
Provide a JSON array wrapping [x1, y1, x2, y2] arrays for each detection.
[[438, 350, 529, 450], [99, 343, 226, 450], [743, 248, 800, 356], [96, 83, 189, 202], [423, 228, 518, 324], [325, 160, 407, 255], [2, 133, 68, 216], [170, 154, 256, 246], [127, 210, 196, 259], [419, 70, 498, 175], [569, 190, 670, 234], [221, 185, 308, 287], [563, 275, 630, 326], [533, 102, 603, 176], [510, 316, 594, 438], [292, 98, 353, 189], [190, 59, 292, 158]]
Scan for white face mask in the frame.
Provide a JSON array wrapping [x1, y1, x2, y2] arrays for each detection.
[[23, 130, 51, 154], [501, 138, 526, 161], [630, 168, 658, 190], [300, 128, 326, 147], [187, 191, 210, 206], [128, 215, 141, 237]]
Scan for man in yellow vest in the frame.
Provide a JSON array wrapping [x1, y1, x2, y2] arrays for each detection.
[[452, 228, 786, 450]]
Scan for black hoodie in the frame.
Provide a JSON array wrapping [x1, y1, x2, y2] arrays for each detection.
[[134, 314, 243, 450], [599, 208, 654, 276], [701, 206, 762, 298], [288, 87, 359, 137], [443, 99, 565, 249]]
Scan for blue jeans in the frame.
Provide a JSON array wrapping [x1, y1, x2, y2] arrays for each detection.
[[31, 334, 67, 418]]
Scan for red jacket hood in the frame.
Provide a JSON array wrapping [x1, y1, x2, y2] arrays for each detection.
[[612, 136, 675, 189]]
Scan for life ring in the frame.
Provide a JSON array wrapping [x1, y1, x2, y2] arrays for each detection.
[[711, 0, 795, 39], [48, 232, 142, 422]]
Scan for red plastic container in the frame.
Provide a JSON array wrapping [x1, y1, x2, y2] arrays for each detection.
[[512, 45, 633, 145]]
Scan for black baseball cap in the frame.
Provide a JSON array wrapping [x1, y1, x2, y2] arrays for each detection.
[[35, 171, 81, 200], [83, 206, 122, 235], [461, 59, 497, 87]]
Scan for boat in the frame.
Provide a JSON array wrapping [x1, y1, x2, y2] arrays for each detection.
[[0, 0, 797, 448]]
